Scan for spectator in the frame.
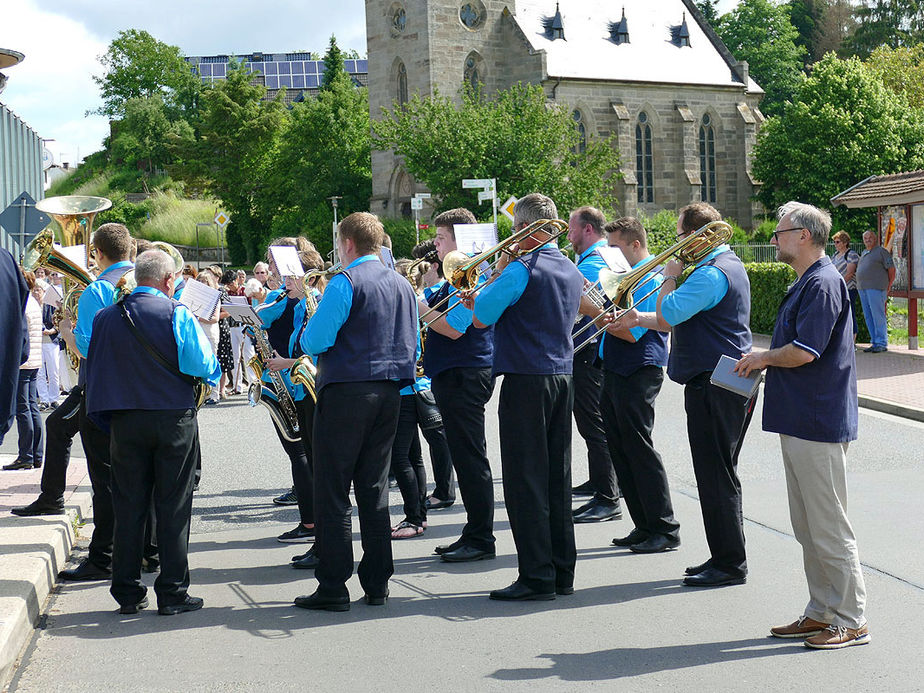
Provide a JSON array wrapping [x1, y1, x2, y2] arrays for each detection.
[[856, 230, 894, 353], [36, 279, 61, 409], [831, 231, 860, 344]]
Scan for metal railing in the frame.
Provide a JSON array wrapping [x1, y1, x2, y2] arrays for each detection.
[[730, 242, 865, 263]]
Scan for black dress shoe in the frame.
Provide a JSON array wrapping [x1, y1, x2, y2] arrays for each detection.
[[433, 540, 463, 556], [684, 559, 713, 576], [292, 549, 319, 570], [141, 556, 160, 573], [556, 585, 575, 596], [158, 595, 204, 615], [571, 480, 595, 496], [118, 596, 149, 615], [573, 498, 623, 523], [59, 559, 111, 582], [612, 528, 649, 547], [630, 535, 680, 554], [11, 500, 65, 517], [425, 496, 454, 510], [3, 459, 34, 471], [682, 566, 746, 588], [294, 591, 350, 612], [440, 545, 496, 563], [489, 581, 555, 601], [364, 589, 389, 606]]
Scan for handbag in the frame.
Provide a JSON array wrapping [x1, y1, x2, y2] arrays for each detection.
[[414, 389, 443, 430], [119, 302, 208, 408]]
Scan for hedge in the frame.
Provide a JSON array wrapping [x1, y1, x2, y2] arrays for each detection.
[[744, 262, 869, 342]]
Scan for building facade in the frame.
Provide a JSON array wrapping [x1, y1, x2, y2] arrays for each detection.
[[0, 103, 45, 257], [365, 0, 764, 226]]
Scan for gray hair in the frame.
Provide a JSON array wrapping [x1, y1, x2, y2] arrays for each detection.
[[253, 261, 269, 273], [135, 250, 175, 283], [243, 278, 264, 298], [514, 193, 558, 226], [777, 201, 831, 248]]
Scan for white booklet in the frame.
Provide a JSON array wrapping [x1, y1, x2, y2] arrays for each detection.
[[178, 278, 221, 320]]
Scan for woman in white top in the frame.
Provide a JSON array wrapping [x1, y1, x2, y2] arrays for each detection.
[[3, 270, 45, 471]]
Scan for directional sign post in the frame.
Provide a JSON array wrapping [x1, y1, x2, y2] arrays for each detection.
[[213, 210, 230, 266], [0, 192, 51, 262], [412, 193, 431, 245], [462, 178, 497, 233]]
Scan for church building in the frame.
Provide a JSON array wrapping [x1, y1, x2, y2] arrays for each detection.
[[365, 0, 765, 227]]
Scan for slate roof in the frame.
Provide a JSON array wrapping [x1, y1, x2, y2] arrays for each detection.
[[831, 171, 924, 208]]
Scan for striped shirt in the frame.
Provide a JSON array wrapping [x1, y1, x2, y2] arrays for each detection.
[[831, 249, 860, 290]]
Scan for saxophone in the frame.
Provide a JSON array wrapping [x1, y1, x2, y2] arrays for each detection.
[[246, 293, 301, 442], [288, 287, 319, 402]]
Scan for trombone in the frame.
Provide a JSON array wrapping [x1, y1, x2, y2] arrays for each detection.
[[420, 218, 569, 323], [572, 220, 734, 353]]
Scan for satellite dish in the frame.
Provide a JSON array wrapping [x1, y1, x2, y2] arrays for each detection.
[[43, 148, 54, 170]]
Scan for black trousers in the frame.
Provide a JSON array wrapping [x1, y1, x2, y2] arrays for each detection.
[[37, 386, 82, 506], [79, 395, 116, 570], [600, 367, 679, 539], [430, 367, 495, 551], [684, 373, 756, 577], [313, 381, 400, 598], [572, 350, 617, 500], [109, 409, 198, 607], [498, 374, 576, 592], [270, 398, 315, 526]]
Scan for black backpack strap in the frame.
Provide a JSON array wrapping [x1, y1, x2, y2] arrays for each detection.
[[118, 301, 197, 387]]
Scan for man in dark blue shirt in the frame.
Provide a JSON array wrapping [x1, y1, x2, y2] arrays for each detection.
[[735, 201, 868, 650]]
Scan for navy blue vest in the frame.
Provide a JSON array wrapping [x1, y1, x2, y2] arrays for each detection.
[[493, 247, 583, 376], [572, 247, 606, 348], [266, 297, 298, 357], [315, 259, 417, 392], [423, 282, 494, 377], [667, 250, 752, 384], [86, 291, 196, 417], [78, 264, 133, 387], [603, 328, 669, 377]]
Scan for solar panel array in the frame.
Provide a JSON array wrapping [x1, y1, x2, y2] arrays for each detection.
[[188, 55, 369, 92]]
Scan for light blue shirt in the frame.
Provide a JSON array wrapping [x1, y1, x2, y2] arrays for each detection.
[[659, 245, 730, 327], [433, 273, 489, 334], [472, 243, 558, 327], [74, 260, 134, 357], [400, 374, 432, 396], [599, 254, 663, 358], [576, 240, 608, 284], [131, 286, 222, 385], [257, 289, 288, 329]]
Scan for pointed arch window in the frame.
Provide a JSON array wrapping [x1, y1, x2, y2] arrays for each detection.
[[699, 113, 716, 203], [396, 61, 408, 106], [572, 109, 587, 154], [636, 112, 653, 204], [464, 52, 484, 92]]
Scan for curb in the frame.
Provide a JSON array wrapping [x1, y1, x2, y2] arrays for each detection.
[[859, 394, 924, 423], [0, 484, 92, 688]]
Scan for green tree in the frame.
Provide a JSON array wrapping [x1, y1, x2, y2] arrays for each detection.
[[866, 44, 924, 109], [169, 62, 288, 263], [752, 53, 924, 233], [788, 0, 823, 64], [91, 29, 200, 119], [110, 95, 171, 174], [321, 35, 345, 91], [373, 83, 621, 217], [716, 0, 806, 116], [696, 0, 720, 25], [846, 0, 924, 58]]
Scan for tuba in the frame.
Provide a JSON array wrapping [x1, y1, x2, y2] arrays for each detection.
[[116, 240, 186, 302]]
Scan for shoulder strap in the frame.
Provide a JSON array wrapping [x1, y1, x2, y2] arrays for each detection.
[[118, 301, 196, 387]]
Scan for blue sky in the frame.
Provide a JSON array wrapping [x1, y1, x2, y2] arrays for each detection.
[[1, 0, 739, 167]]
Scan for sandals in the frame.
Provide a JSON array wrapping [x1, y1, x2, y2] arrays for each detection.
[[391, 520, 425, 540]]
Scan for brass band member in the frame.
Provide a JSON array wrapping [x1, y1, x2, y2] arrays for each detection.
[[293, 212, 418, 611], [467, 193, 583, 600]]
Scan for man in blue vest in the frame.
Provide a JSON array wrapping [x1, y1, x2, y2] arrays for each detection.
[[614, 203, 754, 587], [599, 218, 679, 553], [294, 212, 418, 611], [420, 207, 498, 563], [468, 193, 583, 601], [735, 202, 868, 649], [56, 223, 138, 581], [566, 205, 621, 523], [85, 249, 220, 615]]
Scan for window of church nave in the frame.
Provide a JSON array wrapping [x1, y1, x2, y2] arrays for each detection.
[[464, 53, 484, 91], [459, 2, 486, 30], [397, 61, 408, 106], [391, 5, 407, 35], [699, 114, 717, 203], [636, 112, 654, 204], [572, 110, 587, 154]]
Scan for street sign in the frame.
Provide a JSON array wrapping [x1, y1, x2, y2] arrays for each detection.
[[500, 195, 518, 221], [477, 190, 493, 203], [214, 210, 230, 228], [462, 178, 494, 189], [0, 192, 51, 249], [414, 192, 431, 199], [410, 197, 423, 210]]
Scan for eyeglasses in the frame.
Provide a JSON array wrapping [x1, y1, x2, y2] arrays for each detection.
[[772, 227, 803, 241]]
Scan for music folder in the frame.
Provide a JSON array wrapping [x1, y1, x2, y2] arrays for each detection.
[[710, 354, 762, 399]]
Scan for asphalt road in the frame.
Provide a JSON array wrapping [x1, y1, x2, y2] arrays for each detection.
[[6, 379, 924, 691]]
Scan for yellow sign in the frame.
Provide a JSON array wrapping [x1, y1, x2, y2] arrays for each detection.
[[214, 210, 230, 228], [500, 196, 517, 222]]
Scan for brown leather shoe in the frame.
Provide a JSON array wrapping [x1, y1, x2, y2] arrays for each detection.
[[770, 616, 829, 639], [804, 624, 871, 650]]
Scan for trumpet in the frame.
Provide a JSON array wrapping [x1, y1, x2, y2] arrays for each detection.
[[573, 220, 733, 352]]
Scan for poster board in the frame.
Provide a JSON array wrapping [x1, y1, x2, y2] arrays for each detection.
[[881, 205, 908, 292]]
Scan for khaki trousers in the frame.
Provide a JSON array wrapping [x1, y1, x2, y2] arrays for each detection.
[[780, 434, 867, 628]]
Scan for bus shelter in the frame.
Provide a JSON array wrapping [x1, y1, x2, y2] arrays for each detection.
[[832, 170, 924, 350]]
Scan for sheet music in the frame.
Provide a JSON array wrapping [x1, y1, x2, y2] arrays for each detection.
[[43, 282, 63, 307], [178, 278, 221, 320], [225, 296, 247, 305], [57, 244, 89, 273], [222, 303, 263, 329], [454, 223, 498, 255], [269, 245, 305, 277], [598, 246, 630, 273]]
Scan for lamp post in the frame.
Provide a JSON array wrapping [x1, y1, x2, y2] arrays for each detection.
[[329, 195, 342, 264]]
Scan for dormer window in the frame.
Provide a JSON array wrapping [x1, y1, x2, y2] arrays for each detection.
[[609, 7, 630, 45], [543, 3, 565, 41], [670, 13, 691, 48]]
